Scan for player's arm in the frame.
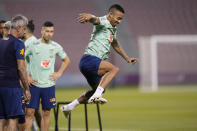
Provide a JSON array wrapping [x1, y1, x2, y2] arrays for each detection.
[[17, 59, 31, 101], [17, 59, 29, 90], [78, 13, 100, 25], [111, 39, 137, 64], [50, 56, 70, 82], [16, 40, 31, 101], [25, 59, 37, 85]]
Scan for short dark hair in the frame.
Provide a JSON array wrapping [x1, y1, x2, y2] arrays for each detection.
[[109, 4, 125, 14], [43, 21, 54, 27], [0, 20, 6, 24], [27, 20, 35, 33]]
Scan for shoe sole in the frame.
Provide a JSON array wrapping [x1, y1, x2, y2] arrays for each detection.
[[61, 106, 71, 119], [88, 97, 107, 104]]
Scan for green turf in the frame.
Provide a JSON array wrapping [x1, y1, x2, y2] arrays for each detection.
[[49, 85, 197, 131]]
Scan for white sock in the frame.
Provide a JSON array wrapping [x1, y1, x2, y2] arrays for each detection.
[[67, 99, 79, 110], [31, 120, 38, 131], [92, 86, 104, 97]]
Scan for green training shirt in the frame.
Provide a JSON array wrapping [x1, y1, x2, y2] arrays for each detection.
[[84, 15, 117, 60], [26, 39, 67, 88], [25, 35, 37, 75]]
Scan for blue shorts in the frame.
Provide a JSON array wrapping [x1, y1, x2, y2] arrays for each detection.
[[79, 54, 102, 89], [0, 87, 24, 119], [25, 85, 56, 110]]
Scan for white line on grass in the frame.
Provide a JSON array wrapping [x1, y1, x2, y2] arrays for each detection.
[[50, 127, 138, 131]]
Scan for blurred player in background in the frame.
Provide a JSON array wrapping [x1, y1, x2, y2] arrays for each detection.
[[23, 20, 42, 131], [2, 21, 11, 40], [0, 15, 30, 131], [0, 20, 6, 38], [1, 20, 11, 131], [61, 4, 137, 118], [25, 21, 70, 131]]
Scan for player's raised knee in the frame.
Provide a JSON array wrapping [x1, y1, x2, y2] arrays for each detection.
[[113, 66, 119, 74]]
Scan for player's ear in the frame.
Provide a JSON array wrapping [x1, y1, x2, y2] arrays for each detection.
[[109, 10, 115, 21], [109, 11, 113, 17]]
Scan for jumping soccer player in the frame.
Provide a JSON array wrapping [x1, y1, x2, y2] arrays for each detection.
[[25, 21, 70, 131], [0, 15, 30, 131], [61, 4, 137, 118]]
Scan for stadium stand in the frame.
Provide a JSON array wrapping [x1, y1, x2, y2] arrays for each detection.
[[1, 0, 197, 85]]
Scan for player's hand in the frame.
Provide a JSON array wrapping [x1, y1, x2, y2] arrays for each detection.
[[28, 75, 37, 85], [24, 90, 31, 102], [50, 72, 61, 82], [78, 13, 92, 23], [126, 57, 138, 64]]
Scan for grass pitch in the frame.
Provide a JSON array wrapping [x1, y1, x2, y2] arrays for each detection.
[[49, 85, 197, 131]]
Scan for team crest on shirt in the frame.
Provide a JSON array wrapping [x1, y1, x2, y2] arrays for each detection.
[[41, 60, 50, 68], [20, 48, 25, 55]]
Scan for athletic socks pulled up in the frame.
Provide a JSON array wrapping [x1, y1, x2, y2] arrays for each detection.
[[92, 86, 104, 98], [67, 99, 80, 110]]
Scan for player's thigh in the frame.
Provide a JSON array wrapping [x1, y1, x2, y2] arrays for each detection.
[[40, 86, 56, 110], [0, 87, 24, 118], [25, 86, 40, 110], [98, 60, 117, 76]]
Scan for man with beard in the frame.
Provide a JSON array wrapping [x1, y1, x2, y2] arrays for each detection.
[[25, 21, 70, 131]]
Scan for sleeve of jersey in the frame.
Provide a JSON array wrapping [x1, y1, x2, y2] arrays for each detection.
[[114, 31, 117, 39], [57, 45, 67, 60], [25, 42, 32, 57], [98, 16, 107, 26], [15, 40, 25, 59]]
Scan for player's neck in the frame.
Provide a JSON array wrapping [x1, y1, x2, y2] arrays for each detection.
[[106, 15, 111, 22], [25, 33, 33, 40], [41, 38, 50, 44]]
